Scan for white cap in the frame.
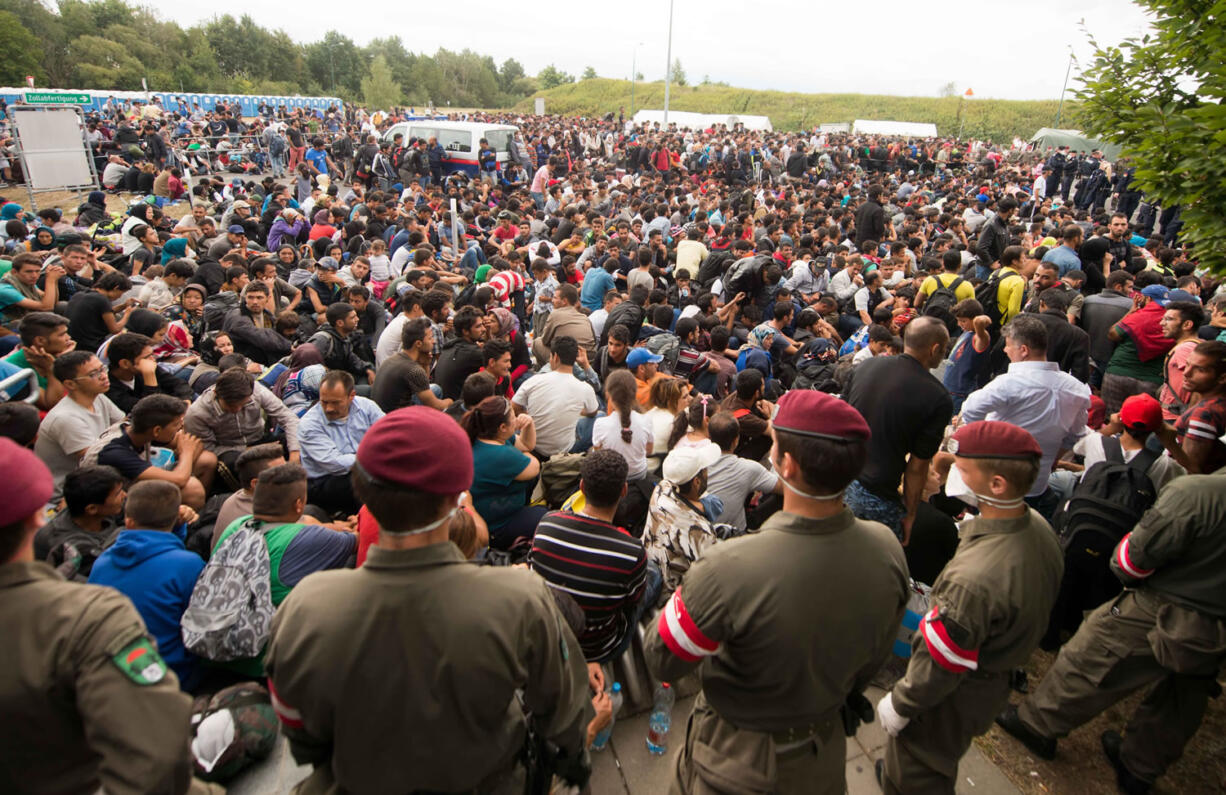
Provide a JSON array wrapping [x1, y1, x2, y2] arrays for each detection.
[[662, 442, 721, 485]]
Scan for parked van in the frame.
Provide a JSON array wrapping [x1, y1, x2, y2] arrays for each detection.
[[381, 120, 521, 176]]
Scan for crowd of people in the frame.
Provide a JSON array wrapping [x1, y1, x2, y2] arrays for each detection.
[[1, 98, 1224, 795]]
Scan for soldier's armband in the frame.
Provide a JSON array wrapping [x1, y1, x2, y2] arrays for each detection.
[[657, 588, 720, 662], [1114, 532, 1154, 579], [268, 679, 304, 729], [919, 606, 979, 674]]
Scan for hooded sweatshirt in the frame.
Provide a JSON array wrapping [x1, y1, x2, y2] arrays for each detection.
[[88, 528, 204, 691]]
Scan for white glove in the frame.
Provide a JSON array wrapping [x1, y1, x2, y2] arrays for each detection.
[[876, 692, 911, 737]]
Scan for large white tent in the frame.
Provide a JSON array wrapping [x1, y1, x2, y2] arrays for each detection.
[[632, 109, 773, 132], [851, 119, 938, 137]]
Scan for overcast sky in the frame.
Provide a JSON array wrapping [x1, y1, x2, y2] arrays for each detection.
[[156, 0, 1153, 100]]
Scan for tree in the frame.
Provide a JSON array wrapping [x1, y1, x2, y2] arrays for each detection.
[[670, 58, 687, 87], [938, 81, 958, 98], [1076, 0, 1226, 273], [498, 58, 526, 93], [635, 71, 644, 81], [0, 11, 44, 85], [581, 66, 598, 80], [361, 55, 402, 109], [538, 64, 574, 90], [69, 34, 144, 89]]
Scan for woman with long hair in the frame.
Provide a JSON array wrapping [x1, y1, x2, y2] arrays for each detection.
[[645, 377, 688, 453], [668, 392, 716, 450], [592, 369, 653, 480], [460, 396, 546, 551]]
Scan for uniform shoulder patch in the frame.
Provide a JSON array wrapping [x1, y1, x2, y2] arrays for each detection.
[[110, 636, 169, 685]]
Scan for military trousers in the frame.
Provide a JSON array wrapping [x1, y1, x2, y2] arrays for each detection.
[[671, 693, 844, 795], [881, 671, 1011, 794], [1018, 590, 1225, 783]]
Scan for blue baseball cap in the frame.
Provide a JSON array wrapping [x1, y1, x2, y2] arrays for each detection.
[[1141, 284, 1170, 306], [626, 348, 663, 368]]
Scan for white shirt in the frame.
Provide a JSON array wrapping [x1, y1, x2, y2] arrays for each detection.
[[512, 370, 599, 456], [376, 312, 416, 366], [588, 308, 610, 341], [960, 360, 1091, 496], [592, 411, 653, 479], [1072, 432, 1184, 492], [35, 394, 125, 502]]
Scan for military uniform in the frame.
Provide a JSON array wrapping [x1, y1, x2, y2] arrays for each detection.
[[644, 508, 910, 794], [881, 508, 1063, 794], [1015, 474, 1226, 785], [0, 560, 202, 795], [264, 542, 591, 794]]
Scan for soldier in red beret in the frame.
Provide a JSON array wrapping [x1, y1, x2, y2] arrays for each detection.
[[876, 420, 1063, 793], [264, 407, 592, 792], [646, 391, 910, 794]]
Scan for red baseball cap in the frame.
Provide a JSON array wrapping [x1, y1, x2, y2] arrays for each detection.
[[1119, 393, 1163, 433]]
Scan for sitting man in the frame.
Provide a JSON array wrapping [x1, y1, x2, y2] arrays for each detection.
[[308, 302, 376, 389], [104, 332, 193, 414], [719, 369, 774, 462], [299, 370, 385, 516], [371, 317, 450, 412], [532, 283, 596, 366], [212, 442, 286, 547], [212, 462, 358, 677], [184, 367, 301, 482], [93, 394, 215, 510], [643, 441, 739, 605], [33, 465, 126, 581], [223, 280, 293, 366], [88, 481, 206, 692], [531, 449, 658, 663], [704, 411, 781, 531]]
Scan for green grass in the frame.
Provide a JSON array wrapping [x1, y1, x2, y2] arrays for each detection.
[[515, 79, 1075, 142]]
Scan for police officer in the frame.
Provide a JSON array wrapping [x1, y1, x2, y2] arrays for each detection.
[[875, 421, 1063, 794], [264, 407, 591, 794], [1059, 149, 1078, 200], [644, 391, 910, 794], [997, 472, 1226, 794], [0, 437, 209, 795], [1044, 148, 1066, 199]]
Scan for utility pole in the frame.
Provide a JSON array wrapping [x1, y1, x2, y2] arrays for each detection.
[[663, 0, 675, 125], [631, 42, 642, 117], [1056, 48, 1075, 127]]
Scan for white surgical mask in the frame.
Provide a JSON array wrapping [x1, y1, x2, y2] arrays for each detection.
[[945, 465, 1025, 510], [382, 493, 465, 537]]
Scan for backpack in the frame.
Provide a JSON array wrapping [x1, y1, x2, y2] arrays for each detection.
[[190, 682, 278, 782], [645, 332, 681, 374], [922, 275, 965, 333], [1053, 436, 1159, 549], [268, 132, 286, 158], [974, 269, 1022, 331], [540, 452, 586, 509], [180, 518, 278, 662]]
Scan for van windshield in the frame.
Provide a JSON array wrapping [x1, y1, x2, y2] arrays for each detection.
[[485, 130, 513, 153]]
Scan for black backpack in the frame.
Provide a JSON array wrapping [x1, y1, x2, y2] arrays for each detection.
[[974, 269, 1023, 331], [1053, 436, 1159, 548], [922, 275, 965, 333]]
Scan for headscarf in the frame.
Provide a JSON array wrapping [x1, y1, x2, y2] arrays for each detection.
[[274, 344, 324, 397], [127, 308, 168, 339], [129, 203, 153, 223], [747, 323, 777, 351], [0, 203, 23, 221], [161, 237, 189, 265], [29, 227, 57, 252], [489, 307, 519, 338], [87, 190, 107, 208]]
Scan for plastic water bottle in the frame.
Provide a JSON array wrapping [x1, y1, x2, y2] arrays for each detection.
[[646, 682, 674, 755], [590, 682, 623, 750]]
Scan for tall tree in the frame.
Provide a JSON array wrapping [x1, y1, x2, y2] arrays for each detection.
[[670, 58, 687, 87], [0, 11, 43, 85], [361, 55, 402, 109], [582, 66, 598, 80], [1076, 0, 1226, 273]]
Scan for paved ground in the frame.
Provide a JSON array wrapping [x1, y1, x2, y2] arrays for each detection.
[[229, 685, 1018, 794]]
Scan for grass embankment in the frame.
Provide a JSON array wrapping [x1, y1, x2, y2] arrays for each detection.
[[517, 78, 1072, 142]]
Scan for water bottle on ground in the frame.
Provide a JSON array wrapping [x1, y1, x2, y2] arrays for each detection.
[[590, 682, 623, 751], [646, 681, 674, 755]]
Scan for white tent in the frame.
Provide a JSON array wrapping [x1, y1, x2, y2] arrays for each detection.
[[632, 109, 773, 132], [851, 119, 938, 137], [817, 122, 851, 134]]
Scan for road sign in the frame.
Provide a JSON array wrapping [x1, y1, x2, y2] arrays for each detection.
[[24, 92, 90, 105]]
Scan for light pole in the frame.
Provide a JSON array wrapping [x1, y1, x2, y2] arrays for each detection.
[[663, 0, 675, 125], [1056, 47, 1076, 127], [630, 42, 643, 117]]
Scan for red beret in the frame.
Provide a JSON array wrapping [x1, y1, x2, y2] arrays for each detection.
[[0, 437, 52, 526], [356, 407, 473, 494], [773, 391, 870, 442], [949, 421, 1041, 460]]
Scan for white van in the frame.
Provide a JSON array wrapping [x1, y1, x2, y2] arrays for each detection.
[[382, 120, 521, 176]]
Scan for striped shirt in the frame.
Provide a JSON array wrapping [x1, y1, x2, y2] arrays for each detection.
[[530, 510, 648, 661], [488, 269, 525, 308]]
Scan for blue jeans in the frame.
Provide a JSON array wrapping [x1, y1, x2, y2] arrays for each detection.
[[531, 191, 545, 210], [410, 384, 444, 406], [459, 245, 486, 272], [1024, 487, 1060, 524], [570, 410, 606, 453], [845, 480, 905, 540]]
